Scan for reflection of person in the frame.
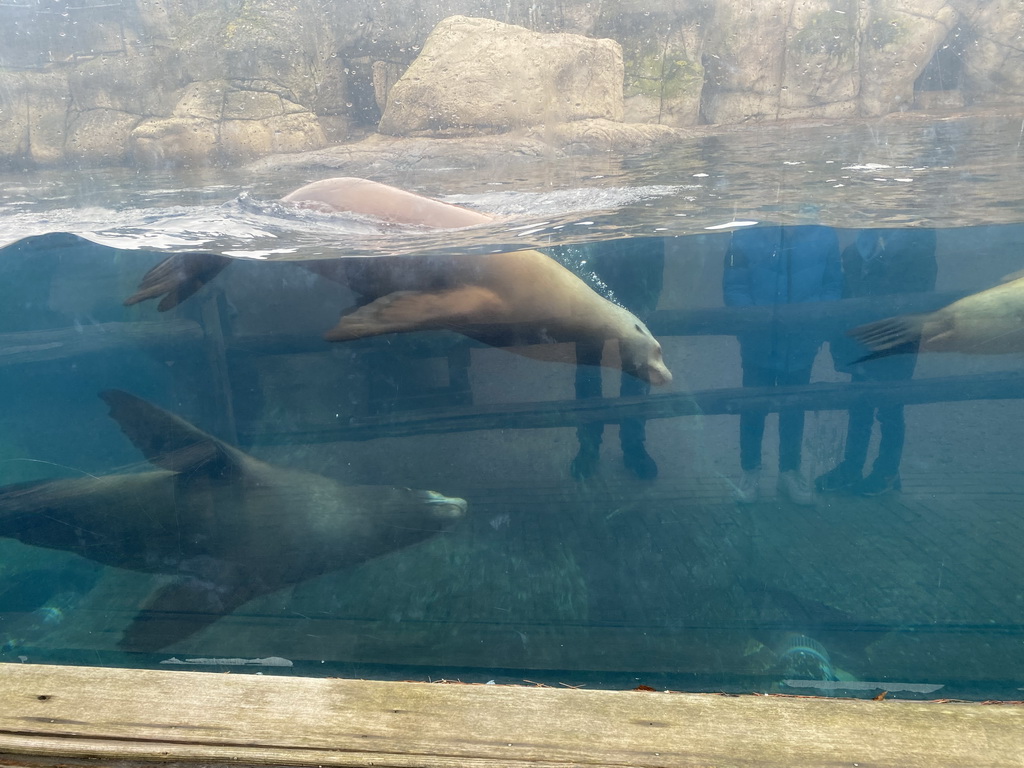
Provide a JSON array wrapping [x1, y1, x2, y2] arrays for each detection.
[[570, 238, 665, 480], [723, 225, 842, 504], [816, 229, 938, 496]]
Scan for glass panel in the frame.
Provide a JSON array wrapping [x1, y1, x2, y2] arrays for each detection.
[[1, 1, 1022, 703]]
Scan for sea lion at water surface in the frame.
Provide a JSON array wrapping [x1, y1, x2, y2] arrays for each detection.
[[0, 390, 466, 652], [125, 177, 672, 385], [850, 274, 1024, 359]]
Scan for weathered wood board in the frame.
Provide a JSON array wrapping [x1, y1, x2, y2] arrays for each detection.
[[0, 664, 1022, 768]]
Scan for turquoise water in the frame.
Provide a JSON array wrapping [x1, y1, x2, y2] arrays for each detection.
[[0, 115, 1023, 700]]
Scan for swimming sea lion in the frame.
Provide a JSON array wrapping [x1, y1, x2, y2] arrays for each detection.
[[0, 390, 466, 652], [849, 274, 1024, 359], [125, 178, 673, 385]]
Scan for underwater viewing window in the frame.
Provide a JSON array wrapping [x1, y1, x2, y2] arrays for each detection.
[[1, 1, 1024, 765]]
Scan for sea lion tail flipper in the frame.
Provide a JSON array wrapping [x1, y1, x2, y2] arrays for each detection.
[[324, 287, 502, 341], [0, 480, 63, 534], [99, 390, 249, 476], [124, 252, 232, 311], [119, 569, 259, 652]]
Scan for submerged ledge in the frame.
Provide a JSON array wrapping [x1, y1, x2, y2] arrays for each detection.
[[0, 663, 1021, 767]]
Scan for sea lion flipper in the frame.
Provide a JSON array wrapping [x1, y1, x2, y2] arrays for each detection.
[[324, 287, 503, 341], [100, 390, 247, 476], [848, 313, 929, 350], [119, 569, 258, 652], [124, 252, 232, 311]]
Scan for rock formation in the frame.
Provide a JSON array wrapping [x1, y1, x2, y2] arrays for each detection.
[[378, 16, 624, 136], [0, 0, 1020, 169]]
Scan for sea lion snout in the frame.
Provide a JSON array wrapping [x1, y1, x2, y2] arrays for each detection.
[[422, 490, 468, 519], [646, 359, 673, 386], [620, 328, 673, 386]]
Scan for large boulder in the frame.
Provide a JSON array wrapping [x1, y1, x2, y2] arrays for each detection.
[[701, 0, 959, 123], [131, 80, 326, 166], [378, 15, 624, 137], [527, 119, 683, 152], [68, 50, 185, 117], [0, 71, 69, 166], [857, 0, 958, 116], [611, 3, 707, 127], [954, 0, 1024, 103], [66, 109, 141, 165]]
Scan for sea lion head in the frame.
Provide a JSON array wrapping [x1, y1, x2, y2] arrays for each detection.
[[339, 485, 468, 548], [618, 319, 673, 386], [419, 489, 469, 520]]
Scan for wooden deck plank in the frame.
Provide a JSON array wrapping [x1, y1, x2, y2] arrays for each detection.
[[0, 663, 1022, 768]]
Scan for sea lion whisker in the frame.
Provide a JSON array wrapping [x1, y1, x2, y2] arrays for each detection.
[[0, 458, 101, 480]]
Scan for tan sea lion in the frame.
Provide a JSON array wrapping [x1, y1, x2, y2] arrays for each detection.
[[0, 390, 466, 652], [125, 177, 672, 385], [850, 274, 1024, 359]]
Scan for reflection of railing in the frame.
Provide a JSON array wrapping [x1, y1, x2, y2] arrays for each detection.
[[236, 371, 1024, 443], [0, 319, 200, 365], [5, 290, 1018, 445], [0, 293, 965, 366]]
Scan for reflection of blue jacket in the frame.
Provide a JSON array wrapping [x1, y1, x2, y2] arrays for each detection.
[[723, 225, 842, 371], [830, 228, 938, 376]]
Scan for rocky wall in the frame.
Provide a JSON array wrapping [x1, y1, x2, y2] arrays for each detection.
[[0, 0, 1020, 169]]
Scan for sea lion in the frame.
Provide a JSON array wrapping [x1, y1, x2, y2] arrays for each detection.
[[0, 390, 466, 652], [849, 274, 1024, 359], [125, 178, 673, 385]]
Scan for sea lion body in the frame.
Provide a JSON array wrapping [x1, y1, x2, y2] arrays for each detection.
[[126, 177, 672, 385], [851, 276, 1024, 358], [282, 177, 490, 229], [0, 390, 466, 651], [329, 247, 672, 384]]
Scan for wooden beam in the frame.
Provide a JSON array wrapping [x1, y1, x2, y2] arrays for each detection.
[[647, 291, 962, 337], [0, 291, 964, 367], [238, 371, 1024, 443], [0, 320, 202, 367], [0, 664, 1020, 768]]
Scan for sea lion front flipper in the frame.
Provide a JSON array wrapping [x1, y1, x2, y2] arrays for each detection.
[[848, 312, 951, 362], [100, 390, 248, 476], [119, 568, 260, 652], [848, 313, 930, 350], [324, 286, 504, 341], [124, 252, 232, 311]]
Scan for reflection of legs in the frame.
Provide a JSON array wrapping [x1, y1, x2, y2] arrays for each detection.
[[817, 371, 872, 493], [740, 411, 767, 472], [740, 364, 772, 472], [815, 404, 872, 493], [843, 404, 874, 473], [775, 367, 815, 505], [571, 343, 604, 480], [871, 404, 905, 477], [620, 372, 657, 479], [858, 357, 915, 494], [857, 403, 905, 495], [734, 364, 770, 503], [777, 367, 811, 473], [778, 409, 805, 473]]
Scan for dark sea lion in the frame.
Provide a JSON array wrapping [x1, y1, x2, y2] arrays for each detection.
[[125, 177, 673, 385], [850, 274, 1024, 360], [0, 390, 466, 652]]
